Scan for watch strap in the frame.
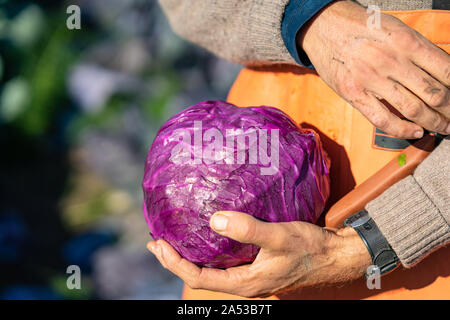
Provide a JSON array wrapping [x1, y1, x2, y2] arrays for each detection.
[[345, 210, 400, 276]]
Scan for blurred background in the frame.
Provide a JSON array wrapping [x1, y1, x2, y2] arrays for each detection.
[[0, 0, 241, 299]]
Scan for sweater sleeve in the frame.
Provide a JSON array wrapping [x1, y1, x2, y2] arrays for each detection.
[[366, 137, 450, 268], [158, 0, 295, 66], [281, 0, 336, 68]]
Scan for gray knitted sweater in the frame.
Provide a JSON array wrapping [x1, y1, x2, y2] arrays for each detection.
[[159, 0, 450, 268]]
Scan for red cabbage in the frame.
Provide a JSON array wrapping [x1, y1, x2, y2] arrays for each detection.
[[142, 100, 330, 268]]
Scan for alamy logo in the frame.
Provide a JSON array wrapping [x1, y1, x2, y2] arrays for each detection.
[[66, 5, 81, 30], [366, 5, 381, 30], [168, 121, 280, 175], [66, 265, 81, 290], [366, 265, 381, 289]]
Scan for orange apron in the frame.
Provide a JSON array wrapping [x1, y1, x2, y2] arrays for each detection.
[[183, 9, 450, 300]]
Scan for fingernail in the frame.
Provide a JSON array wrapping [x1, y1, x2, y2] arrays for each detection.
[[211, 214, 228, 231], [414, 131, 423, 139], [147, 242, 155, 252]]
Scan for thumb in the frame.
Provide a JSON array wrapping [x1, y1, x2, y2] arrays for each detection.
[[210, 211, 280, 249]]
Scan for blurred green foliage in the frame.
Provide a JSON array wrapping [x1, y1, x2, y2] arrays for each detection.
[[0, 2, 75, 136], [1, 0, 238, 299]]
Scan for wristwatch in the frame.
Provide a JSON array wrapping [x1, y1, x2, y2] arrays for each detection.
[[344, 209, 400, 278]]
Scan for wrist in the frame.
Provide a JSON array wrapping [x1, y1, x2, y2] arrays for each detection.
[[296, 226, 371, 288], [299, 1, 364, 61], [331, 227, 372, 280]]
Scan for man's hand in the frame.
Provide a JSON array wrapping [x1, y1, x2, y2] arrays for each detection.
[[147, 211, 371, 298], [300, 1, 450, 139]]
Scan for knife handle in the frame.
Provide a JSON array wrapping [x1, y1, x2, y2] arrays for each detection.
[[325, 134, 436, 228]]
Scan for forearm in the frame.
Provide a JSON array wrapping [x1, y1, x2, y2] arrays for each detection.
[[158, 0, 294, 65], [366, 137, 450, 268], [159, 0, 436, 68], [317, 227, 372, 285]]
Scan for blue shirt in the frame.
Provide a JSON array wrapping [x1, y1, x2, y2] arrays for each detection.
[[281, 0, 336, 69]]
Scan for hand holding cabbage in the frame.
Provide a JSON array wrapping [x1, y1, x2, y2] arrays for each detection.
[[147, 211, 371, 297]]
